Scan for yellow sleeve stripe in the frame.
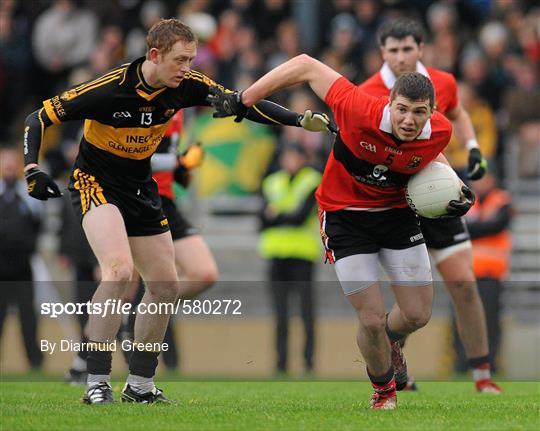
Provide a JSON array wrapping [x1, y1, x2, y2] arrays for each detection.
[[118, 66, 129, 86], [77, 75, 122, 96], [42, 100, 61, 124], [252, 104, 282, 125], [75, 68, 126, 92]]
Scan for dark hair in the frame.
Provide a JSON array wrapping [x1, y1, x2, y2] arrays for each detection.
[[146, 18, 197, 57], [378, 18, 424, 46], [390, 72, 435, 108]]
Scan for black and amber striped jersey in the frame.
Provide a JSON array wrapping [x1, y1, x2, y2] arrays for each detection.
[[38, 56, 299, 186], [40, 57, 222, 185]]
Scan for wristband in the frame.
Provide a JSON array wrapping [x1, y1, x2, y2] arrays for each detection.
[[466, 139, 479, 151]]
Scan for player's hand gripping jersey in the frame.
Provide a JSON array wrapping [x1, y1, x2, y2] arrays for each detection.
[[317, 77, 452, 211]]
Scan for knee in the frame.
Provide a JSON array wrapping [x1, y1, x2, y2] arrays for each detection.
[[146, 282, 181, 302], [186, 266, 219, 288], [403, 308, 431, 330], [359, 313, 387, 337], [101, 259, 133, 283], [446, 279, 478, 303]]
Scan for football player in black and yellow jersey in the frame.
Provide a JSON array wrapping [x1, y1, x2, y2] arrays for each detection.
[[22, 18, 335, 404]]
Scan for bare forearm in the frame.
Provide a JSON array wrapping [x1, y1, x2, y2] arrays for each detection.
[[452, 109, 477, 149], [242, 55, 313, 106], [242, 54, 340, 107]]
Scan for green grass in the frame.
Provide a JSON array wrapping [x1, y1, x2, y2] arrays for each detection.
[[1, 380, 539, 430]]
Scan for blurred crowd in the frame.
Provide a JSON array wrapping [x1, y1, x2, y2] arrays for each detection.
[[0, 0, 538, 180], [0, 0, 537, 375]]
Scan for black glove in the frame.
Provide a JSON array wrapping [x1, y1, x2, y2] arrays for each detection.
[[173, 163, 192, 188], [467, 148, 488, 180], [206, 87, 248, 123], [24, 167, 62, 200], [442, 185, 475, 218]]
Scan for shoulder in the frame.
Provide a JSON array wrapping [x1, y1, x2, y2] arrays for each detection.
[[326, 76, 379, 108], [183, 70, 222, 89], [358, 72, 383, 90], [430, 110, 453, 138], [427, 67, 457, 89], [69, 64, 129, 99]]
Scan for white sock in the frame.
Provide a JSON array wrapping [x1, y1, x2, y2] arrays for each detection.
[[472, 367, 491, 382], [87, 374, 110, 387], [126, 374, 155, 393]]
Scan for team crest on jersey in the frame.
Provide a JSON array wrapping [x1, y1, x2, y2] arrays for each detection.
[[164, 109, 175, 118], [406, 155, 423, 169], [60, 89, 78, 101]]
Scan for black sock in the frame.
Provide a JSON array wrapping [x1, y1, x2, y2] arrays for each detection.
[[129, 349, 160, 378], [367, 366, 394, 386], [78, 336, 89, 361], [468, 355, 490, 369], [86, 341, 113, 375]]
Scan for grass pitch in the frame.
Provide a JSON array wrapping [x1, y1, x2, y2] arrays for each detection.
[[1, 380, 538, 430]]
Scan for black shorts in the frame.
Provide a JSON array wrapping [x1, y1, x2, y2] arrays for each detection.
[[419, 216, 470, 250], [160, 196, 199, 241], [319, 207, 425, 263], [69, 167, 169, 237]]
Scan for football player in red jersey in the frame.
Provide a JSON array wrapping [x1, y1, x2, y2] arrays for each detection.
[[359, 18, 500, 394], [207, 56, 475, 409]]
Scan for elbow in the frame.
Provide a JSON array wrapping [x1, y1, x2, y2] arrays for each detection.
[[293, 54, 317, 70], [292, 54, 317, 73], [25, 110, 39, 127]]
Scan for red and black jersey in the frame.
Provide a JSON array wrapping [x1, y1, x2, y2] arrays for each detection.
[[153, 111, 183, 199], [317, 77, 452, 211], [358, 61, 459, 115]]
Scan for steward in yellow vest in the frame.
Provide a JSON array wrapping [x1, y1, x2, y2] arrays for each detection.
[[258, 144, 322, 374]]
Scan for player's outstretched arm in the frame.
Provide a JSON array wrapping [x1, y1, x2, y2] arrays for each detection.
[[242, 54, 342, 106], [23, 109, 62, 200], [206, 89, 337, 133]]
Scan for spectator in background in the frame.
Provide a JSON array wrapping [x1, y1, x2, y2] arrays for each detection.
[[125, 0, 166, 60], [426, 2, 460, 73], [0, 0, 32, 142], [32, 0, 98, 97], [476, 21, 513, 112], [259, 144, 322, 375], [352, 0, 382, 52], [453, 173, 513, 373], [503, 58, 540, 178], [445, 83, 497, 178], [0, 147, 44, 370], [324, 13, 362, 81], [274, 91, 329, 172]]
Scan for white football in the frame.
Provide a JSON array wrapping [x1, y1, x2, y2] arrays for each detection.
[[406, 161, 462, 219]]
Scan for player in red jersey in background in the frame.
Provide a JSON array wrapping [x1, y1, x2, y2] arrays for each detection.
[[124, 110, 217, 371], [207, 56, 475, 409], [359, 18, 500, 394], [152, 111, 217, 299]]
